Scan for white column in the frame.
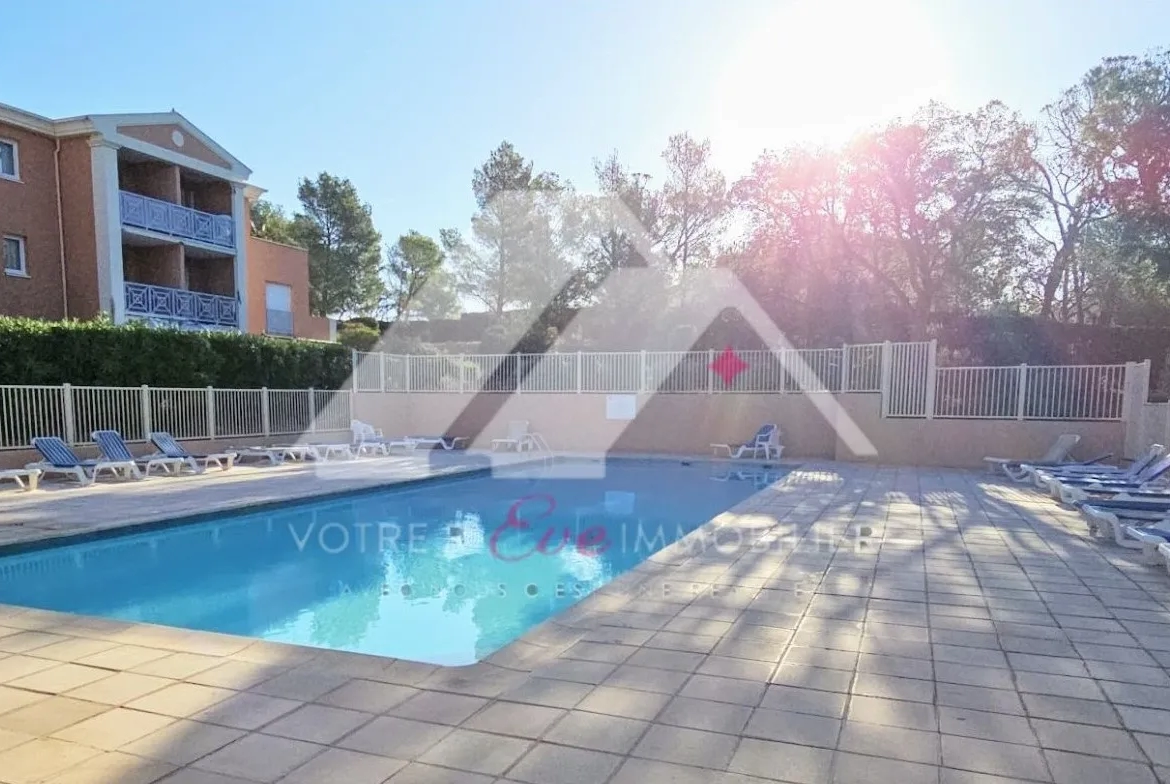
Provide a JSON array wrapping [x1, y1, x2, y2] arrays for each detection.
[[231, 184, 249, 332], [89, 139, 124, 322]]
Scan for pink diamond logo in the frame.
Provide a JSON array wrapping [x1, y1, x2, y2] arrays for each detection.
[[710, 346, 749, 386]]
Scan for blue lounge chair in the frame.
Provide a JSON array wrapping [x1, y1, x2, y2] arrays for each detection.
[[28, 436, 140, 485], [1033, 443, 1163, 489], [149, 432, 236, 472], [711, 423, 782, 460], [92, 430, 188, 477], [1052, 454, 1170, 504]]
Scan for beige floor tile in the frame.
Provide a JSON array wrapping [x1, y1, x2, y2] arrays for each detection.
[[391, 691, 488, 726], [317, 679, 419, 713], [385, 761, 495, 783], [53, 707, 175, 751], [0, 655, 64, 684], [337, 715, 452, 759], [131, 653, 222, 680], [498, 678, 591, 710], [0, 631, 70, 655], [126, 683, 235, 719], [0, 684, 47, 715], [633, 724, 738, 769], [120, 719, 245, 766], [27, 638, 119, 663], [185, 661, 286, 691], [417, 727, 531, 775], [40, 751, 175, 784], [0, 738, 102, 784], [461, 700, 562, 737], [8, 664, 114, 694], [543, 710, 648, 753], [190, 691, 301, 730], [77, 645, 171, 671], [261, 703, 372, 743], [0, 727, 35, 753], [249, 668, 349, 701], [0, 695, 110, 735], [193, 733, 323, 782], [65, 672, 173, 706], [508, 742, 623, 784], [729, 737, 834, 783], [280, 747, 406, 784]]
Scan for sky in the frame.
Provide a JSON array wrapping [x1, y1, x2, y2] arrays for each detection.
[[3, 0, 1168, 246]]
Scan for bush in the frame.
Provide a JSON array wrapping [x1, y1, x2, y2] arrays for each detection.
[[0, 317, 352, 388], [337, 323, 381, 352]]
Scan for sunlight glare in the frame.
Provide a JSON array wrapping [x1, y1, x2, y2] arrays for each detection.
[[712, 0, 953, 163]]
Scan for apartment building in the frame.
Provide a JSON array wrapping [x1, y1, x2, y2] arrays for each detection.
[[0, 102, 330, 340]]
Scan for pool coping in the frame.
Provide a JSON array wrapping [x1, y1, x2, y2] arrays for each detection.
[[0, 453, 798, 680]]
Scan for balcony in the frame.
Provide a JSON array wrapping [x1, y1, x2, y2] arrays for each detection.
[[120, 191, 234, 250], [125, 282, 239, 329]]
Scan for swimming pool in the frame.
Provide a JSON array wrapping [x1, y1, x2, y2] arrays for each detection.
[[0, 459, 786, 665]]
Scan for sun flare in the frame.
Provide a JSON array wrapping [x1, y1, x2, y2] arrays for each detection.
[[713, 0, 953, 160]]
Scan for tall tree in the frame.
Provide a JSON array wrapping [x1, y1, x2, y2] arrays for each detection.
[[381, 231, 445, 322], [294, 173, 382, 316], [656, 134, 728, 270], [249, 199, 300, 246], [443, 142, 569, 316]]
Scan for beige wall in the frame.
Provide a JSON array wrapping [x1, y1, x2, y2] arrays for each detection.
[[833, 395, 1125, 468], [58, 136, 100, 319], [351, 391, 1125, 468]]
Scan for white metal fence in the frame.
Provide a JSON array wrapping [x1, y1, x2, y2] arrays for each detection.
[[0, 385, 352, 451], [351, 342, 1141, 423]]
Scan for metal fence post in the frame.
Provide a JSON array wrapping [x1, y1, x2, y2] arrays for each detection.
[[514, 353, 522, 394], [1016, 364, 1028, 420], [351, 349, 359, 388], [261, 387, 271, 438], [140, 385, 152, 440], [707, 349, 715, 394], [62, 383, 76, 445], [308, 387, 317, 432], [206, 386, 216, 439], [459, 354, 466, 394], [405, 356, 412, 393], [879, 341, 893, 418], [640, 350, 647, 393], [924, 339, 937, 419], [576, 351, 583, 394], [378, 353, 386, 393], [840, 344, 850, 393]]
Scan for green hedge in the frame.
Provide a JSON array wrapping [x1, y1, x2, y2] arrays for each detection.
[[0, 317, 352, 388]]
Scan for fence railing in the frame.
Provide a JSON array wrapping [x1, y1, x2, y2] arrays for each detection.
[[352, 346, 896, 396], [0, 385, 351, 451], [351, 342, 1140, 423]]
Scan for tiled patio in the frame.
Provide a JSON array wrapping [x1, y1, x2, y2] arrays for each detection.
[[0, 460, 1168, 784]]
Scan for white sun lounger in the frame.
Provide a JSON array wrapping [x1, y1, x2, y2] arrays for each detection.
[[983, 433, 1080, 480], [492, 421, 534, 452], [0, 468, 41, 491]]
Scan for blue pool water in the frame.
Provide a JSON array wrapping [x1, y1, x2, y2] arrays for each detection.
[[0, 459, 785, 665]]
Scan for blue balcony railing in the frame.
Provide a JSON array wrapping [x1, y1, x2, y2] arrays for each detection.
[[119, 191, 235, 249], [124, 282, 239, 328]]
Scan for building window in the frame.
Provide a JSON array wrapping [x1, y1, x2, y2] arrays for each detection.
[[0, 140, 17, 180], [3, 236, 27, 277], [265, 282, 293, 335]]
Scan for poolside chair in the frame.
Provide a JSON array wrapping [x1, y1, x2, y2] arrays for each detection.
[[1080, 503, 1170, 560], [1160, 542, 1170, 578], [350, 420, 414, 456], [491, 420, 534, 452], [982, 433, 1080, 480], [149, 432, 236, 473], [93, 431, 188, 477], [29, 436, 141, 485], [1030, 443, 1163, 489], [1051, 454, 1170, 505], [711, 423, 782, 460], [0, 468, 41, 492], [408, 435, 469, 451]]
